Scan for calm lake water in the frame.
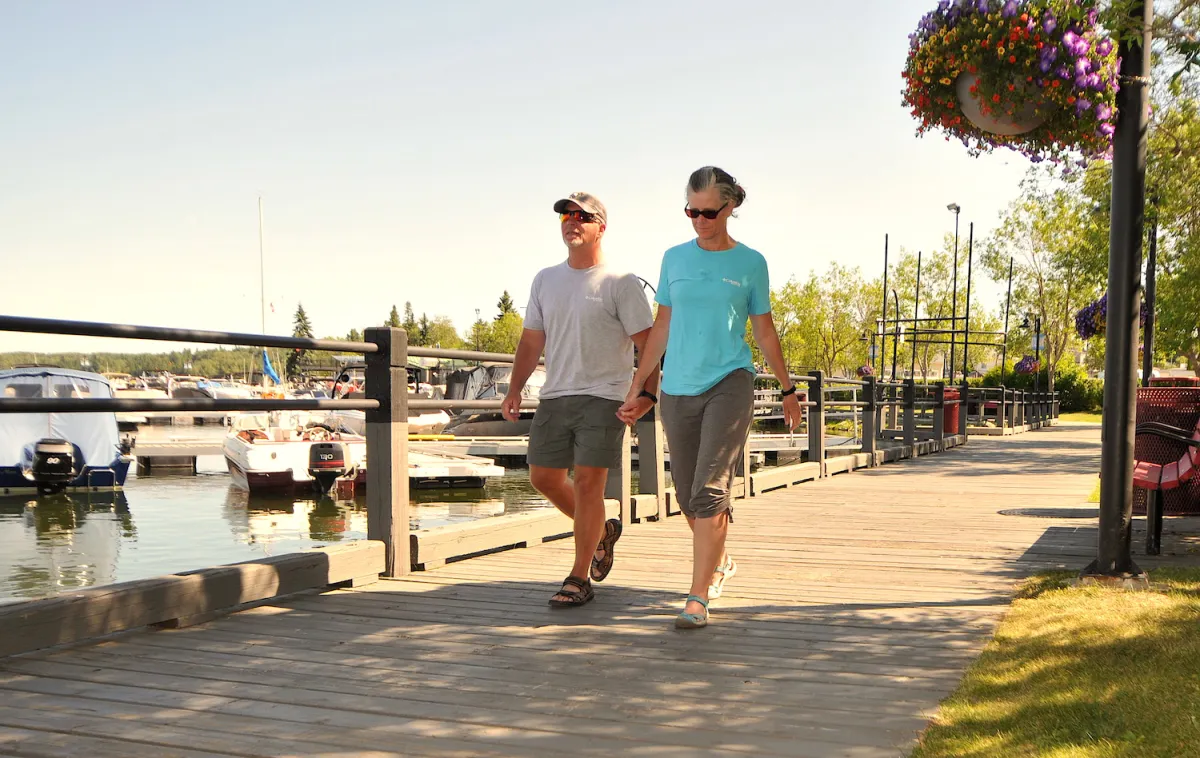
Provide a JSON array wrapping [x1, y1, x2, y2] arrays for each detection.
[[0, 450, 556, 603]]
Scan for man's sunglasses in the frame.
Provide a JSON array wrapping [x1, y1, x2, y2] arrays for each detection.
[[559, 210, 600, 224], [684, 202, 729, 220]]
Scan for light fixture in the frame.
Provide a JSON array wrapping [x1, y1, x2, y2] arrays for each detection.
[[947, 203, 961, 213]]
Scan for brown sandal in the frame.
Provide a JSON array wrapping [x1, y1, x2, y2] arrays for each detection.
[[590, 518, 622, 582], [548, 575, 594, 608]]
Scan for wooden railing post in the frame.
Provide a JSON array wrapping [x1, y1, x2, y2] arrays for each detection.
[[635, 407, 666, 520], [933, 381, 946, 449], [807, 371, 826, 475], [863, 375, 878, 460], [903, 378, 916, 454], [997, 386, 1007, 431], [365, 326, 409, 578], [605, 426, 633, 527]]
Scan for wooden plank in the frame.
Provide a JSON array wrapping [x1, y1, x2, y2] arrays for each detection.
[[750, 461, 821, 494], [0, 725, 231, 758], [410, 500, 620, 569], [0, 541, 384, 658]]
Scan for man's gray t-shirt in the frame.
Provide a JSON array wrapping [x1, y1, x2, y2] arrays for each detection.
[[524, 261, 654, 402]]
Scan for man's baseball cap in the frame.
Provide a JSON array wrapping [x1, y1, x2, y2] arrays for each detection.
[[553, 192, 607, 226]]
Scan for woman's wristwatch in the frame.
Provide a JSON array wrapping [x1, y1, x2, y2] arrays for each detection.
[[780, 385, 797, 397], [638, 389, 658, 404]]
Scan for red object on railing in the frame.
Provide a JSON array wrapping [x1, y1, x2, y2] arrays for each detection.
[[1133, 387, 1200, 515], [943, 388, 960, 434]]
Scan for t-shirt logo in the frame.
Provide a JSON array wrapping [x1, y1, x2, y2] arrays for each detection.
[[723, 277, 742, 287], [585, 295, 604, 303]]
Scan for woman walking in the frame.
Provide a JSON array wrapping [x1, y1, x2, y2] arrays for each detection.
[[618, 166, 801, 629]]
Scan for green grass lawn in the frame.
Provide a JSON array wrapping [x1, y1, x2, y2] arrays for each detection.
[[911, 569, 1200, 758], [1060, 411, 1103, 423]]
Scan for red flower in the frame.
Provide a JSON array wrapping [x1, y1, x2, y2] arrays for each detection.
[[992, 94, 1001, 103], [1008, 55, 1017, 63]]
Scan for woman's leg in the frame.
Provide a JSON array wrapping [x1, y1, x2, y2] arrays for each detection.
[[682, 371, 755, 617]]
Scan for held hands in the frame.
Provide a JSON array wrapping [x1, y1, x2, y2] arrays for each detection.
[[501, 392, 523, 423], [781, 391, 803, 431], [617, 382, 654, 426]]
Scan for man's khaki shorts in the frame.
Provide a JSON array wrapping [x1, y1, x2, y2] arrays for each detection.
[[527, 395, 624, 469]]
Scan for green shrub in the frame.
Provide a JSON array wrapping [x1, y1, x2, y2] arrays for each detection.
[[977, 362, 1102, 413]]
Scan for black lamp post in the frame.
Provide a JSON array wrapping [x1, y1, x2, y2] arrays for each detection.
[[1021, 314, 1042, 395], [947, 203, 961, 381]]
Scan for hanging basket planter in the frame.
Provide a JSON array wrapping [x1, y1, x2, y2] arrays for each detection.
[[902, 0, 1119, 166], [1015, 355, 1041, 375], [1074, 292, 1149, 340]]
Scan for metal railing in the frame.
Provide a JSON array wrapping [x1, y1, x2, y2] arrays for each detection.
[[0, 313, 1061, 580]]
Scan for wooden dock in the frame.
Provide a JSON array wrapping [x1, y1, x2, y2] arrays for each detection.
[[2, 424, 1198, 757]]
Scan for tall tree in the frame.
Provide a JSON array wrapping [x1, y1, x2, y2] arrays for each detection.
[[345, 328, 362, 342], [483, 311, 523, 353], [425, 316, 463, 349], [496, 291, 518, 320], [402, 302, 420, 345], [982, 175, 1101, 394], [286, 303, 314, 378], [385, 305, 402, 328]]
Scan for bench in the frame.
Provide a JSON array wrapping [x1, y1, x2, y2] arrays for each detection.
[[1132, 420, 1200, 554]]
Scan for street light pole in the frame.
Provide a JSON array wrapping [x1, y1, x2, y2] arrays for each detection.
[[947, 203, 960, 381], [1086, 0, 1153, 580]]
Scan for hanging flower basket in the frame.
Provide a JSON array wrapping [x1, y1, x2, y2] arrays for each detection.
[[1074, 292, 1149, 339], [1015, 355, 1041, 375], [856, 365, 875, 378], [902, 0, 1119, 165]]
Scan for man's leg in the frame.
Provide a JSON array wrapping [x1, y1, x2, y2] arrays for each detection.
[[529, 465, 574, 518], [564, 465, 608, 586]]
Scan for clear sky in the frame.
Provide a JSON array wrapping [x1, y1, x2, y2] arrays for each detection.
[[1, 0, 1031, 355]]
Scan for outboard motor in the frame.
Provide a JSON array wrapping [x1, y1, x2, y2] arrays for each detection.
[[31, 438, 76, 495], [307, 442, 348, 495]]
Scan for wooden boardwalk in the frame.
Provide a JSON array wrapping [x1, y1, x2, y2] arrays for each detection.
[[2, 424, 1198, 758]]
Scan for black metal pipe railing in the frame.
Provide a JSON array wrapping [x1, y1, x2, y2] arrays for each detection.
[[0, 398, 379, 414], [0, 314, 377, 354]]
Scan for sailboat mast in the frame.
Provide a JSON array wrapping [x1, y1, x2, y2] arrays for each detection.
[[258, 197, 267, 389], [258, 196, 266, 334]]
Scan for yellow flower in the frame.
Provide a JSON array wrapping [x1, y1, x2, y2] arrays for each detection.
[[998, 46, 1006, 55], [939, 77, 952, 85]]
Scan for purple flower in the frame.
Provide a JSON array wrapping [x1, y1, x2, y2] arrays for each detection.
[[1087, 72, 1103, 90], [1056, 65, 1071, 80], [1075, 58, 1092, 76], [1076, 75, 1090, 89], [1096, 103, 1113, 120], [1088, 8, 1099, 26], [1043, 12, 1057, 35], [1076, 97, 1092, 114], [1097, 39, 1113, 57], [976, 0, 989, 12], [1001, 0, 1019, 18], [1063, 30, 1081, 50], [1098, 123, 1116, 137]]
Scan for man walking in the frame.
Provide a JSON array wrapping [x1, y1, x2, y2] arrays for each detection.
[[502, 192, 657, 607]]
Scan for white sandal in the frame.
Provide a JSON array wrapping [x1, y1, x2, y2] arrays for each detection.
[[708, 555, 738, 599]]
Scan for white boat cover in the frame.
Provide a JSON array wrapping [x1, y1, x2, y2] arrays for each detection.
[[0, 368, 120, 468]]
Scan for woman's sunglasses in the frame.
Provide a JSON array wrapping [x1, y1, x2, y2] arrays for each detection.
[[559, 210, 599, 224], [684, 202, 729, 220]]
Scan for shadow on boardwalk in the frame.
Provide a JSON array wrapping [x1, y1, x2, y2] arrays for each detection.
[[1, 424, 1198, 757]]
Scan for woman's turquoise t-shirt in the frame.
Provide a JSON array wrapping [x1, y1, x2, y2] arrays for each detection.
[[654, 240, 771, 396]]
